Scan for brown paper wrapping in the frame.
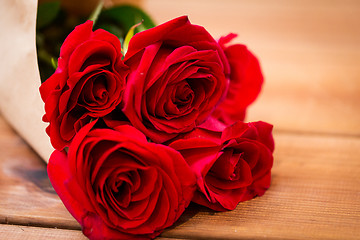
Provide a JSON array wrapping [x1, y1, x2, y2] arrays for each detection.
[[0, 0, 53, 162]]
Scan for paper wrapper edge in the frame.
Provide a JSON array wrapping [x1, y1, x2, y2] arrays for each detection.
[[0, 0, 53, 163]]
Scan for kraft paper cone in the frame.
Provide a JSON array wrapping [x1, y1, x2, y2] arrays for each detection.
[[0, 0, 53, 162]]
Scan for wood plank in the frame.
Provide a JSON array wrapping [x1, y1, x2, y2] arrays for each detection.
[[143, 0, 360, 135], [0, 224, 181, 240], [0, 224, 86, 240], [1, 114, 360, 239], [0, 116, 79, 230]]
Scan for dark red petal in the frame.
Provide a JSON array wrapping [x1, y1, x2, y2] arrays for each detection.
[[47, 150, 94, 224], [60, 20, 93, 65]]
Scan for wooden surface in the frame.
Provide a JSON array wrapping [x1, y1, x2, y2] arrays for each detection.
[[1, 0, 360, 239]]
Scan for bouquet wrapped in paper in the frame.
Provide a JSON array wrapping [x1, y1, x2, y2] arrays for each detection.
[[0, 0, 274, 239]]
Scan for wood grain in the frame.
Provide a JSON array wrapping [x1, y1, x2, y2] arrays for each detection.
[[0, 116, 79, 230], [0, 224, 181, 240], [0, 224, 86, 240], [1, 115, 359, 239]]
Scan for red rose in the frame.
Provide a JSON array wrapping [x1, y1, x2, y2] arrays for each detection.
[[121, 16, 230, 143], [212, 34, 263, 124], [169, 119, 274, 211], [40, 20, 128, 150], [47, 121, 196, 239]]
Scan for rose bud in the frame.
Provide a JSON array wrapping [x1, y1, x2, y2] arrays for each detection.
[[47, 121, 196, 239], [212, 33, 264, 124], [40, 20, 128, 150], [121, 16, 230, 143], [168, 119, 274, 211]]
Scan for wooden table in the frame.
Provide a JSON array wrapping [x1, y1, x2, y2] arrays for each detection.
[[1, 0, 360, 239]]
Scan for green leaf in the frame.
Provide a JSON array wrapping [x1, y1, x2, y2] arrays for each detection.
[[51, 57, 58, 69], [36, 1, 61, 29], [88, 0, 104, 25], [123, 21, 143, 56], [98, 5, 155, 35]]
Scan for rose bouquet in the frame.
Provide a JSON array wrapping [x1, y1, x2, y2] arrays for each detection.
[[39, 3, 274, 239]]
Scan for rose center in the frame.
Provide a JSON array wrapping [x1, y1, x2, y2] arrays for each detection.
[[92, 75, 108, 102], [79, 74, 109, 108], [112, 180, 132, 208], [229, 152, 244, 181], [209, 148, 245, 181], [174, 82, 194, 110]]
